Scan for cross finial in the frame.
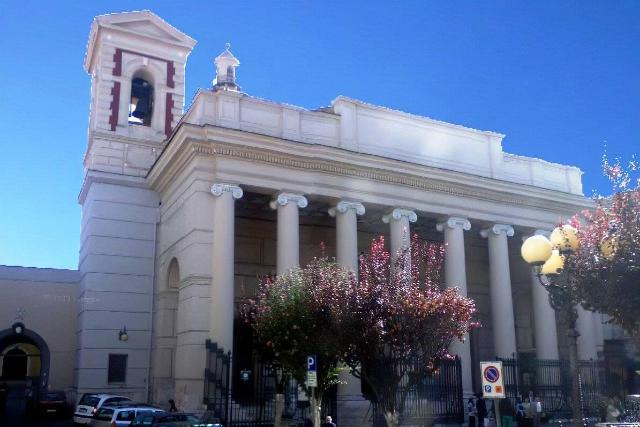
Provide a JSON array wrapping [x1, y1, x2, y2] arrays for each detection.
[[225, 42, 231, 50]]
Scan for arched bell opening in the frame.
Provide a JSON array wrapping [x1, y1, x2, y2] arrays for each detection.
[[128, 69, 155, 127]]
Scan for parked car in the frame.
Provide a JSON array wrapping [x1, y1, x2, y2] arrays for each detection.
[[91, 404, 164, 427], [131, 411, 201, 426], [37, 390, 68, 416], [73, 393, 132, 425]]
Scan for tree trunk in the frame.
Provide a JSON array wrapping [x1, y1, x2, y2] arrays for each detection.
[[383, 410, 399, 427], [310, 391, 322, 427], [274, 393, 285, 427]]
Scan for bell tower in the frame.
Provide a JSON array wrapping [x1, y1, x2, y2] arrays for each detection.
[[84, 10, 195, 173], [76, 11, 195, 402]]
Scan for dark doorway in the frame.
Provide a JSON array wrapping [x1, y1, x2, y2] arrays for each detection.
[[2, 348, 27, 380]]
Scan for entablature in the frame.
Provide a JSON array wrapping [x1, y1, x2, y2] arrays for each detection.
[[147, 123, 592, 231]]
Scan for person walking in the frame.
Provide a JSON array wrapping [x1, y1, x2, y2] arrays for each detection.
[[468, 396, 477, 427], [515, 397, 526, 427], [323, 415, 337, 427], [500, 397, 515, 427], [168, 399, 178, 412], [476, 393, 488, 427]]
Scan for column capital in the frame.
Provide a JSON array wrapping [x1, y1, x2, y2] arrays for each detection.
[[328, 200, 365, 217], [210, 183, 243, 199], [436, 216, 471, 232], [382, 208, 417, 224], [522, 229, 550, 242], [269, 192, 308, 210], [480, 223, 514, 238]]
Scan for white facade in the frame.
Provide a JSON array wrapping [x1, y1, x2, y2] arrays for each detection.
[[0, 10, 614, 423]]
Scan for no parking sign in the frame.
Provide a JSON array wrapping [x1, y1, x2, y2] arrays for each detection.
[[480, 361, 505, 398]]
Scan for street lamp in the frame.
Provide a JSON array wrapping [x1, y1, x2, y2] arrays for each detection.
[[521, 225, 585, 427]]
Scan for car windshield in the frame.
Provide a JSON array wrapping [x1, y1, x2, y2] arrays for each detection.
[[79, 395, 100, 407], [95, 408, 114, 421]]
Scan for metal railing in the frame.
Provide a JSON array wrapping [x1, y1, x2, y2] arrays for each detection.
[[204, 340, 336, 426], [499, 357, 637, 420]]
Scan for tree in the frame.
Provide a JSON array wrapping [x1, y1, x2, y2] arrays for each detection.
[[335, 236, 478, 427], [242, 257, 350, 427], [568, 155, 640, 345]]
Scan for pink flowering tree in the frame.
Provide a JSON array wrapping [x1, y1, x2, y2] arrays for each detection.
[[335, 236, 478, 427], [568, 155, 640, 344], [242, 257, 351, 427]]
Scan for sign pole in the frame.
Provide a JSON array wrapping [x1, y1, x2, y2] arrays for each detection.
[[480, 361, 505, 427]]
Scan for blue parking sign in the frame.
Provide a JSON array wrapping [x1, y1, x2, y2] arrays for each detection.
[[307, 355, 316, 372]]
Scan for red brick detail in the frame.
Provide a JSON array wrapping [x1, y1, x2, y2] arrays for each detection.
[[109, 81, 121, 131], [167, 61, 175, 88], [113, 49, 122, 76], [165, 93, 174, 137]]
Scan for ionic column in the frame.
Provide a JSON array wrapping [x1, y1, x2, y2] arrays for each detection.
[[329, 201, 365, 272], [481, 224, 518, 359], [382, 208, 417, 263], [210, 183, 243, 351], [270, 192, 308, 275], [577, 306, 598, 360], [525, 231, 560, 360], [330, 201, 367, 410], [436, 216, 473, 395], [593, 312, 605, 355]]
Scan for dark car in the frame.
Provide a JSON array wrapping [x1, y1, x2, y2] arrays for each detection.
[[37, 390, 67, 416], [131, 411, 212, 427]]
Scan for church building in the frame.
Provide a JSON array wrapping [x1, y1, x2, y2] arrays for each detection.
[[1, 10, 621, 425]]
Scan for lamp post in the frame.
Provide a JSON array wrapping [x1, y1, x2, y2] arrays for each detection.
[[521, 225, 584, 427]]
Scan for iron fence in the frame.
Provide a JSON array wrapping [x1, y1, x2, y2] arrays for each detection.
[[369, 357, 464, 426], [204, 339, 336, 427], [500, 357, 636, 420]]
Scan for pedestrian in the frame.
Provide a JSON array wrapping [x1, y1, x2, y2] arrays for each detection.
[[476, 393, 488, 427], [515, 397, 526, 427], [500, 397, 515, 427], [606, 397, 621, 422], [468, 397, 477, 427], [323, 415, 337, 427], [533, 397, 542, 427], [168, 398, 178, 412]]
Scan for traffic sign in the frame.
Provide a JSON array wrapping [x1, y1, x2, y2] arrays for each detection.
[[307, 355, 317, 372], [480, 361, 505, 398], [306, 355, 317, 387]]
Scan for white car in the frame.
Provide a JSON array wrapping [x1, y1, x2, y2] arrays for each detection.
[[73, 393, 132, 425], [91, 404, 165, 427]]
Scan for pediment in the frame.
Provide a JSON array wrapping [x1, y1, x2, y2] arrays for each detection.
[[97, 11, 196, 48], [112, 19, 182, 43]]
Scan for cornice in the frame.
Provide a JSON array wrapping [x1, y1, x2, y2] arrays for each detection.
[[147, 124, 593, 217]]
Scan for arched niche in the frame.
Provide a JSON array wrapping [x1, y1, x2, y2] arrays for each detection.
[[0, 323, 50, 390]]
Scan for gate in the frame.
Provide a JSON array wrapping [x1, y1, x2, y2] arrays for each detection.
[[500, 357, 636, 419], [370, 357, 464, 426], [204, 340, 337, 426]]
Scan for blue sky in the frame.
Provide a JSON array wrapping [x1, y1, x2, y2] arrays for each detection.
[[0, 1, 638, 269]]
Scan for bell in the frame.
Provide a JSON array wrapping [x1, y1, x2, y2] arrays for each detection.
[[132, 98, 148, 119]]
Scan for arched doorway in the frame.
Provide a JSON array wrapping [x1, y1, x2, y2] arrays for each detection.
[[2, 348, 28, 380], [0, 323, 50, 423]]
